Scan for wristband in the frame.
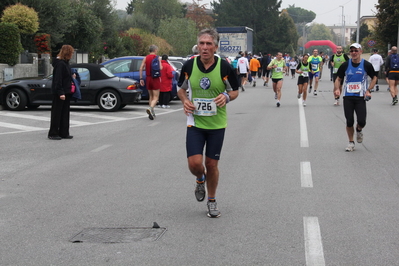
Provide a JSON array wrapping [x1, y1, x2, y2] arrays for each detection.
[[221, 92, 230, 103]]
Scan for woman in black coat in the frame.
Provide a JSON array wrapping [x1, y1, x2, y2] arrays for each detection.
[[48, 45, 75, 140]]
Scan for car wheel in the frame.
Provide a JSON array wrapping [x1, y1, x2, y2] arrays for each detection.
[[5, 88, 27, 111], [97, 89, 121, 112]]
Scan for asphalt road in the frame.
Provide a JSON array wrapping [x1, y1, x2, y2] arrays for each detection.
[[1, 73, 399, 265]]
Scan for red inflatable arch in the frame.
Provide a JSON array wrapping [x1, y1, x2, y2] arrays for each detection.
[[305, 40, 336, 54]]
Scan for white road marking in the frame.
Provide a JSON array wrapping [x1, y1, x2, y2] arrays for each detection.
[[148, 122, 160, 126], [298, 99, 309, 147], [301, 161, 313, 188], [304, 217, 326, 266], [0, 111, 90, 125], [0, 112, 49, 121], [0, 108, 183, 135], [91, 145, 112, 152], [71, 112, 126, 121], [0, 122, 46, 131]]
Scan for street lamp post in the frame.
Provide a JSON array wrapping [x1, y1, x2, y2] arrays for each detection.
[[340, 6, 345, 46], [356, 0, 361, 43]]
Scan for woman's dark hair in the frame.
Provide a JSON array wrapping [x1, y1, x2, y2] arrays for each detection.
[[162, 54, 168, 60]]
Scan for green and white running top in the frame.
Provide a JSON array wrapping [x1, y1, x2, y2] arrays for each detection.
[[268, 59, 285, 79], [332, 54, 347, 74], [298, 62, 310, 77], [308, 56, 323, 72], [187, 57, 227, 129]]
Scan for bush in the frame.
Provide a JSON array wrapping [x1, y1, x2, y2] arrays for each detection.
[[1, 3, 39, 34], [0, 22, 23, 66]]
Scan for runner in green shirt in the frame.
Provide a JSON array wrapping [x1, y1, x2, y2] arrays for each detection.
[[267, 52, 287, 107]]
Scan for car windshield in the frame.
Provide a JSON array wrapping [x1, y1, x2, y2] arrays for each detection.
[[101, 67, 116, 78]]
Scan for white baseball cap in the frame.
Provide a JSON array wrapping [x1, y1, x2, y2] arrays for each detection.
[[350, 43, 362, 49]]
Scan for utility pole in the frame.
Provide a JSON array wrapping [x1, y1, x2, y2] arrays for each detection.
[[340, 6, 345, 46], [356, 0, 361, 43], [397, 17, 399, 47]]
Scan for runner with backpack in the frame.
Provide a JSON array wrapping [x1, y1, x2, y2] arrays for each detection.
[[385, 46, 399, 105], [139, 45, 163, 120]]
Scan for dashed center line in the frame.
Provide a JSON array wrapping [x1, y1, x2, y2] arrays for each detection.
[[298, 98, 309, 147], [304, 217, 326, 266], [301, 161, 313, 188]]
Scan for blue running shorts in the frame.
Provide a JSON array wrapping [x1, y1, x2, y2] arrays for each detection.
[[186, 126, 225, 160]]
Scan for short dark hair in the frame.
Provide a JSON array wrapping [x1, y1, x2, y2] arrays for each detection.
[[162, 54, 168, 60]]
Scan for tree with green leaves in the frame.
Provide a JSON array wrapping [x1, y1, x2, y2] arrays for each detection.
[[136, 0, 184, 32], [0, 0, 74, 52], [0, 22, 23, 65], [212, 0, 297, 54], [157, 17, 198, 55], [306, 23, 334, 54], [307, 23, 333, 41], [119, 13, 155, 33], [1, 3, 39, 34], [351, 23, 371, 43], [63, 2, 103, 53], [126, 28, 173, 55], [375, 0, 399, 47], [285, 4, 315, 24]]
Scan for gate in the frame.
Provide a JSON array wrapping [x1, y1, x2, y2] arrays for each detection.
[[38, 58, 45, 76]]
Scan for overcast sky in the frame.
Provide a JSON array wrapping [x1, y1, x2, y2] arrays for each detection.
[[113, 0, 378, 26]]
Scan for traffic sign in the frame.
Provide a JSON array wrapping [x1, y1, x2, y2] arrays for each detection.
[[367, 40, 376, 47]]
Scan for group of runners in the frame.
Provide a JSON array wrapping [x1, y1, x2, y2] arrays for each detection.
[[140, 26, 399, 218]]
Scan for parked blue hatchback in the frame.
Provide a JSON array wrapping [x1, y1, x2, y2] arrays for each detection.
[[101, 56, 179, 100]]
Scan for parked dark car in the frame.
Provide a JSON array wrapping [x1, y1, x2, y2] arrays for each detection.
[[101, 56, 179, 100], [0, 63, 142, 112]]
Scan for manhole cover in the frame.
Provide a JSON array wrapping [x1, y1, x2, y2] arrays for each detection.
[[69, 226, 167, 243]]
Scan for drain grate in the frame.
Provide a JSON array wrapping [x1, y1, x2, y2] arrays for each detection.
[[69, 226, 167, 243]]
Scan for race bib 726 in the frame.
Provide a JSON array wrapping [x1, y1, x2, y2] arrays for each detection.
[[193, 98, 217, 116]]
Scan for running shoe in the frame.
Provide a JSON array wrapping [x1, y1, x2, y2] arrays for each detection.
[[345, 142, 355, 152], [146, 108, 154, 120], [334, 99, 339, 106], [195, 180, 206, 202], [303, 101, 306, 107], [276, 101, 280, 107], [151, 107, 156, 118], [392, 96, 398, 105], [376, 85, 379, 91], [313, 90, 317, 96], [253, 81, 256, 87], [309, 85, 312, 93], [264, 81, 266, 86], [207, 201, 221, 218], [297, 93, 301, 99], [241, 86, 245, 92], [274, 93, 277, 99], [356, 131, 363, 143]]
